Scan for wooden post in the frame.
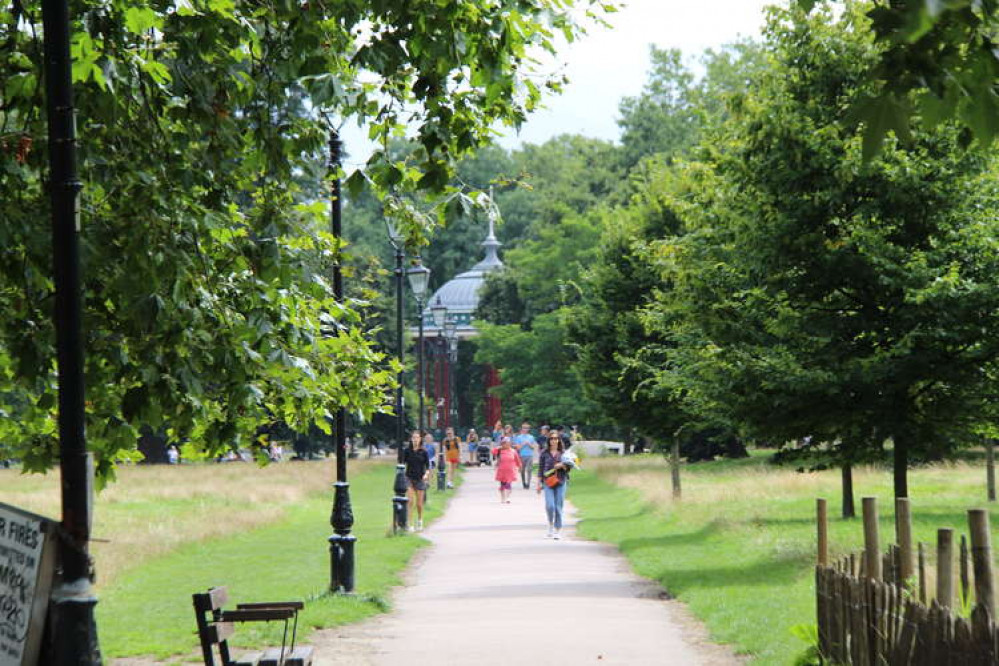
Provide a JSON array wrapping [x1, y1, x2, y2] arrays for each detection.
[[895, 497, 914, 586], [988, 439, 996, 503], [670, 437, 681, 500], [863, 497, 881, 581], [817, 498, 829, 566], [937, 528, 955, 609], [961, 534, 970, 607], [968, 509, 995, 618], [918, 542, 926, 604]]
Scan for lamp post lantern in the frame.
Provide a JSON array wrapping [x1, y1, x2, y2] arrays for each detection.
[[386, 220, 408, 533], [429, 298, 448, 491], [328, 129, 355, 594], [406, 260, 430, 436]]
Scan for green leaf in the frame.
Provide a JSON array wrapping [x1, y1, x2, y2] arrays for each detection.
[[124, 6, 161, 34]]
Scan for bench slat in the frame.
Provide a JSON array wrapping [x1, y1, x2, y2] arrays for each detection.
[[218, 608, 295, 622], [283, 646, 314, 666], [237, 601, 304, 611], [208, 586, 229, 610], [232, 652, 263, 666], [206, 621, 234, 644], [193, 586, 230, 614], [258, 647, 285, 666]]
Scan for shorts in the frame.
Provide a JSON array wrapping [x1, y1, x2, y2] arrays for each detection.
[[408, 478, 427, 491], [468, 442, 478, 452], [499, 481, 512, 491], [446, 451, 460, 463]]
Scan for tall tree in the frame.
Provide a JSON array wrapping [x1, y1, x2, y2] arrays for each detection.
[[647, 1, 999, 498], [0, 0, 608, 477]]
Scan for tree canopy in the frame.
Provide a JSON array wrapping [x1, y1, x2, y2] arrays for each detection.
[[643, 2, 999, 496], [0, 0, 608, 478]]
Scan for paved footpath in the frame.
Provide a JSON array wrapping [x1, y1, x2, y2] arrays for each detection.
[[313, 465, 741, 666]]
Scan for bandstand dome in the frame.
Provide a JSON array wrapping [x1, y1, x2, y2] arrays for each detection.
[[421, 218, 503, 338]]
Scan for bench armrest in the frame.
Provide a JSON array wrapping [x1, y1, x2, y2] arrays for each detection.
[[217, 608, 296, 622], [236, 601, 304, 611]]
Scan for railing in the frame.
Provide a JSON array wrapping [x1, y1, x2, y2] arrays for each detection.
[[814, 497, 997, 664]]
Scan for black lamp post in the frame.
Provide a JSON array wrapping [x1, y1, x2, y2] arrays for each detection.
[[328, 130, 355, 594], [444, 319, 459, 430], [406, 260, 430, 436], [386, 221, 408, 533], [429, 297, 448, 491], [42, 0, 102, 658]]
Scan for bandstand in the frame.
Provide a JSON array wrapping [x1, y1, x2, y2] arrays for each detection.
[[416, 220, 504, 431]]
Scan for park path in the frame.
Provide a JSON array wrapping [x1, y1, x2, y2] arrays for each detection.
[[311, 465, 742, 665]]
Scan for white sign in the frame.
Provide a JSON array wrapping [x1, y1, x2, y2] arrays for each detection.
[[0, 503, 55, 666]]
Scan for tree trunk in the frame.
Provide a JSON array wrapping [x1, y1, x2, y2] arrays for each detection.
[[893, 435, 909, 498], [842, 464, 855, 519], [623, 428, 634, 455], [670, 438, 681, 500]]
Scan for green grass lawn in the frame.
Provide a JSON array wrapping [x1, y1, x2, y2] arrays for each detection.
[[96, 461, 458, 661], [570, 453, 999, 665]]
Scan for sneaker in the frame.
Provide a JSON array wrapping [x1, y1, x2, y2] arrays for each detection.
[[416, 519, 423, 531], [407, 525, 415, 533], [553, 530, 561, 540], [546, 526, 554, 539], [446, 482, 454, 489]]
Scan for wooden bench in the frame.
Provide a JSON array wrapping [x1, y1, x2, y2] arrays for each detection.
[[193, 586, 314, 666]]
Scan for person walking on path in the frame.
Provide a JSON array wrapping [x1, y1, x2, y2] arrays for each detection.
[[423, 432, 437, 473], [538, 432, 568, 539], [536, 425, 550, 450], [465, 428, 479, 465], [512, 421, 537, 489], [493, 436, 522, 504], [404, 430, 431, 531], [491, 420, 504, 443], [442, 427, 462, 489]]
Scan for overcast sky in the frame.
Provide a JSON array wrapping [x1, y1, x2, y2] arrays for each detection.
[[341, 1, 777, 163], [494, 0, 776, 149]]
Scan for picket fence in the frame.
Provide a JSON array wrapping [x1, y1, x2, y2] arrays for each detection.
[[814, 497, 998, 664]]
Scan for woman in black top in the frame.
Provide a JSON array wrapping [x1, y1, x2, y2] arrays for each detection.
[[536, 432, 568, 539], [404, 430, 430, 531]]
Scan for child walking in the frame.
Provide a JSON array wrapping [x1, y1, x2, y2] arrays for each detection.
[[493, 436, 522, 503]]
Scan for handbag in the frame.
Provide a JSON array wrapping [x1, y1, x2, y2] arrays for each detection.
[[544, 470, 561, 488]]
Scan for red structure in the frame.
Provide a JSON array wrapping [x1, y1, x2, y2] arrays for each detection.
[[485, 364, 502, 426]]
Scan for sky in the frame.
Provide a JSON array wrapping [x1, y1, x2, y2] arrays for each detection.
[[340, 0, 776, 163], [495, 0, 776, 149]]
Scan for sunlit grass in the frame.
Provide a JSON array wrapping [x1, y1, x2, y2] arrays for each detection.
[[572, 451, 998, 665], [1, 458, 457, 661], [1, 459, 378, 586]]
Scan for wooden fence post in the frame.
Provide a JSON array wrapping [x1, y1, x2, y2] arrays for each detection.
[[937, 528, 955, 609], [863, 497, 881, 581], [895, 497, 914, 586], [817, 498, 828, 566], [961, 534, 970, 608], [988, 439, 996, 503], [918, 542, 926, 604], [968, 509, 995, 619]]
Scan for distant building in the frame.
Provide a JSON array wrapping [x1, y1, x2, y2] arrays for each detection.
[[415, 219, 504, 430]]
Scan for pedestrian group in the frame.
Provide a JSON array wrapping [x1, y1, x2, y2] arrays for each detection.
[[401, 421, 580, 540]]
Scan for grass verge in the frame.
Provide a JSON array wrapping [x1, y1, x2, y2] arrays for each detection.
[[1, 458, 459, 661], [570, 452, 999, 665]]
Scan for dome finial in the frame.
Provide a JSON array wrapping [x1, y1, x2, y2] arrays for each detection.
[[474, 189, 503, 271]]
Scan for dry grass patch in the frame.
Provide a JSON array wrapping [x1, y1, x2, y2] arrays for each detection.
[[0, 459, 380, 586]]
